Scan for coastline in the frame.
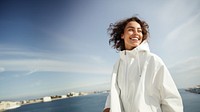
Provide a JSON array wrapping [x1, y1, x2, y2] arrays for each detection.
[[0, 90, 109, 111], [185, 85, 200, 94]]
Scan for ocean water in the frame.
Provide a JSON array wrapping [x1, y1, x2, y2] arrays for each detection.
[[180, 89, 200, 112], [6, 93, 107, 112], [6, 90, 200, 112]]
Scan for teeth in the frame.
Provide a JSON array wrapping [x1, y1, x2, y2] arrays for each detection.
[[130, 37, 139, 40]]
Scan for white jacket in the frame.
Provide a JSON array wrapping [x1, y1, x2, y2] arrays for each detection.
[[104, 41, 183, 112]]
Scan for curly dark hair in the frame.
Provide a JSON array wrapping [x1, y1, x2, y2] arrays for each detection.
[[108, 16, 149, 51]]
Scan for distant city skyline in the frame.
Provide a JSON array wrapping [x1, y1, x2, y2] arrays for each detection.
[[0, 0, 200, 100]]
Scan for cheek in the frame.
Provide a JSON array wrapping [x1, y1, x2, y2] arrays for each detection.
[[127, 31, 133, 35], [140, 34, 143, 39]]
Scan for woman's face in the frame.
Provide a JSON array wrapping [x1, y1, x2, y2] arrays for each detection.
[[121, 21, 143, 50]]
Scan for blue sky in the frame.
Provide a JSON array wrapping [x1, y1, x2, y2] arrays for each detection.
[[0, 0, 200, 101]]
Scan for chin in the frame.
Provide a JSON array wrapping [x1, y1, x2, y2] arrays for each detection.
[[132, 44, 140, 48]]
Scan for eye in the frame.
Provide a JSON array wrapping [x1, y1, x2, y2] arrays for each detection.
[[128, 29, 132, 31], [127, 28, 134, 31], [138, 29, 142, 33]]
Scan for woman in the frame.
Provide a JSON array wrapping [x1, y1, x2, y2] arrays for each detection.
[[103, 16, 183, 112]]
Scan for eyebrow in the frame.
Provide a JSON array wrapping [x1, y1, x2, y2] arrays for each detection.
[[126, 26, 142, 29]]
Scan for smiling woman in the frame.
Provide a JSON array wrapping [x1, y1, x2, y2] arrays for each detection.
[[104, 16, 183, 112]]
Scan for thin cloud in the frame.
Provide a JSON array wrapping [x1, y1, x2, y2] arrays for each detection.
[[163, 12, 200, 49], [161, 12, 200, 65], [14, 69, 39, 77], [24, 69, 38, 76], [0, 59, 111, 75], [0, 67, 5, 73], [169, 56, 200, 88], [0, 44, 112, 76], [158, 0, 200, 26], [169, 56, 200, 71]]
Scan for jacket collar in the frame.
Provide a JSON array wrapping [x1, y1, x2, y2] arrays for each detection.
[[119, 40, 150, 60]]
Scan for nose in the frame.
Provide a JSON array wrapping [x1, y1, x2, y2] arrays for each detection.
[[133, 30, 139, 35]]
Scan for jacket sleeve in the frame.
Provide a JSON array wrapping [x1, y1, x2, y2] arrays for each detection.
[[157, 64, 183, 112], [104, 93, 111, 109]]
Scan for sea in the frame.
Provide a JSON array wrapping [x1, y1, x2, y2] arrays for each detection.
[[5, 89, 200, 112]]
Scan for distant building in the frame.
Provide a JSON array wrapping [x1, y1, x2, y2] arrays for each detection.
[[67, 92, 79, 97], [71, 92, 79, 97], [79, 92, 88, 96], [61, 95, 67, 98], [0, 101, 21, 111], [43, 96, 52, 102]]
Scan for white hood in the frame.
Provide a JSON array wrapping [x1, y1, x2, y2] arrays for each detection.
[[120, 40, 150, 60]]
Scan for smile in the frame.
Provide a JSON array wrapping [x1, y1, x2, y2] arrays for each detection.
[[130, 37, 140, 41]]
